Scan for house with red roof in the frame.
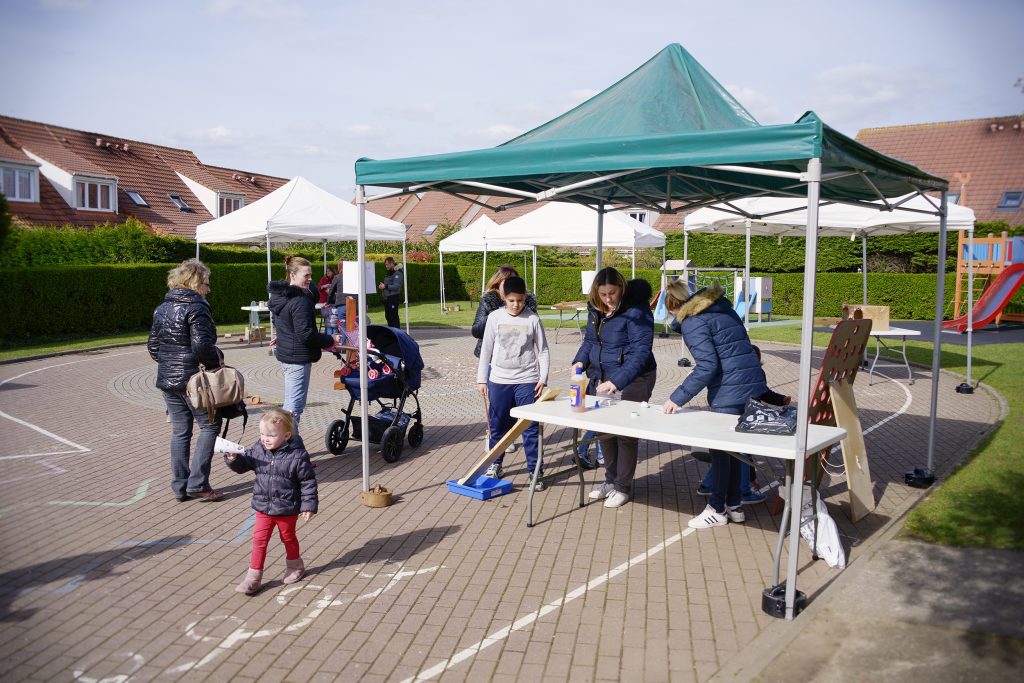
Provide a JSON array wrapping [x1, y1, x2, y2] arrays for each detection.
[[856, 115, 1024, 225], [0, 115, 288, 237]]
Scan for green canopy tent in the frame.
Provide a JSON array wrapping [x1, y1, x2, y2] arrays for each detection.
[[351, 44, 951, 619]]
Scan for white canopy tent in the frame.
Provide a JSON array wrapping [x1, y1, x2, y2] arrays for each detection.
[[437, 215, 536, 312], [684, 194, 978, 383], [195, 176, 411, 332], [487, 201, 666, 278]]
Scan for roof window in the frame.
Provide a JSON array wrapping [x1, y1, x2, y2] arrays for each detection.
[[997, 191, 1023, 210], [946, 192, 960, 205], [125, 190, 148, 206], [423, 223, 438, 235], [168, 194, 193, 212]]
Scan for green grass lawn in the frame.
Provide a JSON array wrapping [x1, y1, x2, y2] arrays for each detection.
[[3, 311, 1019, 550], [745, 322, 1024, 551]]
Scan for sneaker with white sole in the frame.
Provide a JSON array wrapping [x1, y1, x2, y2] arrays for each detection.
[[688, 504, 729, 528], [604, 491, 629, 508], [726, 505, 745, 523], [741, 489, 766, 504], [589, 482, 615, 500], [484, 463, 503, 479]]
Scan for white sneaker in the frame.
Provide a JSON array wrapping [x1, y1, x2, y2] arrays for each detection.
[[604, 491, 629, 508], [688, 504, 729, 529], [726, 505, 745, 523], [589, 482, 615, 500]]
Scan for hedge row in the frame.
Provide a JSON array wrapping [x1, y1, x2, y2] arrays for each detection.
[[1, 263, 987, 342]]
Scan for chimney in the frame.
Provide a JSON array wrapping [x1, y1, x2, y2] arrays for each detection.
[[95, 137, 103, 146]]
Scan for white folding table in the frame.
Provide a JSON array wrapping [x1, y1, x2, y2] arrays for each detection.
[[510, 396, 847, 618], [549, 303, 587, 343], [866, 326, 921, 385]]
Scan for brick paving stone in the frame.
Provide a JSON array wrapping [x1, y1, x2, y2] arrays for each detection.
[[0, 330, 1005, 681]]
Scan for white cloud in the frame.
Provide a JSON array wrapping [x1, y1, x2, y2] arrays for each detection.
[[810, 62, 939, 132], [724, 85, 784, 124]]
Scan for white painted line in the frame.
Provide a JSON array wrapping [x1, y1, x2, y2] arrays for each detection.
[[403, 528, 696, 683], [0, 351, 139, 459]]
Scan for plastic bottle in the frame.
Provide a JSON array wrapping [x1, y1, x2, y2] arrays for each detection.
[[569, 369, 588, 413]]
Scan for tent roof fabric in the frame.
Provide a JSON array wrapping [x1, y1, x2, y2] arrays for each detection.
[[438, 215, 533, 253], [195, 176, 406, 243], [355, 45, 946, 208], [683, 194, 975, 237], [486, 202, 666, 248]]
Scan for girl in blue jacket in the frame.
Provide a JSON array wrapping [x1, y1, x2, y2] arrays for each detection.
[[573, 268, 657, 508], [662, 280, 768, 529]]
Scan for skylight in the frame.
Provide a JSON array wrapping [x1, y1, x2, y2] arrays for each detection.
[[125, 190, 148, 206], [168, 194, 192, 212]]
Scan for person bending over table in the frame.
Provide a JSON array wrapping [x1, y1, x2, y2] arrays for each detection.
[[572, 267, 657, 509], [662, 279, 769, 529]]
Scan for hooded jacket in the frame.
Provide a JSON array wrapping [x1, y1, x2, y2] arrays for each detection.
[[668, 283, 768, 409], [268, 280, 335, 364], [381, 263, 403, 297], [225, 438, 318, 516], [148, 288, 221, 392], [572, 279, 657, 392], [471, 289, 538, 358]]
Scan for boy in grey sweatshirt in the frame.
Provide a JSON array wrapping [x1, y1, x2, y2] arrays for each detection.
[[476, 276, 550, 486]]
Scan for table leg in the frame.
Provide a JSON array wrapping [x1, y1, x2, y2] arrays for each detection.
[[901, 336, 914, 384], [773, 464, 793, 585], [554, 310, 564, 344], [574, 310, 583, 336]]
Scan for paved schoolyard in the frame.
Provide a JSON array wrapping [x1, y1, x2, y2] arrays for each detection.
[[0, 328, 1004, 682]]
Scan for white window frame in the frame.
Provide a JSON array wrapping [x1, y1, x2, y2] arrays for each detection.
[[218, 192, 244, 216], [627, 209, 649, 224], [1, 162, 39, 202], [125, 189, 148, 207], [168, 194, 193, 212], [423, 223, 438, 236], [74, 175, 117, 212]]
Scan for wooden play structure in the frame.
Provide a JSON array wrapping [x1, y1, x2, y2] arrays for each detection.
[[948, 230, 1024, 329]]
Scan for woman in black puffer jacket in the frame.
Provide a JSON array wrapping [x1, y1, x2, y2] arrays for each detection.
[[268, 255, 336, 433], [471, 265, 537, 357], [147, 259, 224, 502], [572, 268, 657, 509]]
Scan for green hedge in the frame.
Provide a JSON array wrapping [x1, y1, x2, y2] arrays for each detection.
[[0, 262, 986, 342]]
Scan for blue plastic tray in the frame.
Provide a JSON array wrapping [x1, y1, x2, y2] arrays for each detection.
[[446, 476, 513, 500]]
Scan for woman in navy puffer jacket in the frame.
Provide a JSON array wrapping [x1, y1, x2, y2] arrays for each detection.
[[662, 280, 768, 529], [147, 259, 224, 502], [572, 268, 657, 509], [268, 255, 336, 432]]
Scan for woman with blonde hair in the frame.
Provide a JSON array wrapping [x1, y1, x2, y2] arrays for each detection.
[[148, 259, 224, 502], [572, 267, 657, 508], [662, 278, 769, 529], [268, 255, 338, 433], [471, 265, 537, 358]]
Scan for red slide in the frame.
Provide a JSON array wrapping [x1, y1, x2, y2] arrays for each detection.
[[943, 263, 1024, 333]]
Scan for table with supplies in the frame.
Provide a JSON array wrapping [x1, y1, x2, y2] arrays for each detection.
[[510, 396, 847, 619]]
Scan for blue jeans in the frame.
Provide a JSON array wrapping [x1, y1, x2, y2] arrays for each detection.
[[487, 381, 540, 474], [162, 390, 222, 497], [281, 362, 312, 428], [708, 404, 746, 512], [701, 461, 754, 496]]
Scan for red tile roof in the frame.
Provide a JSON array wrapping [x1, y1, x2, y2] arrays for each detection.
[[0, 115, 288, 237], [856, 116, 1024, 225]]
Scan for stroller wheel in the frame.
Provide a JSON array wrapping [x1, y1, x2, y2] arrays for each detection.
[[325, 419, 349, 455], [380, 426, 404, 463], [408, 422, 424, 448]]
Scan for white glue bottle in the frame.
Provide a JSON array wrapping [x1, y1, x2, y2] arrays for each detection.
[[569, 369, 588, 413]]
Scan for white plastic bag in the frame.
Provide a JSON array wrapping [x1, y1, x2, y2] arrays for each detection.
[[779, 483, 846, 568]]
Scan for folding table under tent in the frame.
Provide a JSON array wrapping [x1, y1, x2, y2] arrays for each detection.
[[486, 201, 666, 279], [437, 215, 536, 313], [351, 43, 951, 619], [194, 176, 411, 333], [683, 194, 978, 382]]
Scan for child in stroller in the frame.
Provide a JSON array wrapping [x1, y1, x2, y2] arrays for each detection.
[[325, 325, 424, 463]]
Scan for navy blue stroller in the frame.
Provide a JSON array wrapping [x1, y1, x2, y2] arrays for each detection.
[[325, 325, 424, 463]]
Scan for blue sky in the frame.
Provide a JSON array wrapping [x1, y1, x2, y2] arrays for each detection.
[[3, 0, 1021, 198]]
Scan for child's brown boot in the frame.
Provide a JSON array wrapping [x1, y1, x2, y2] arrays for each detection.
[[282, 558, 305, 584], [235, 568, 263, 594]]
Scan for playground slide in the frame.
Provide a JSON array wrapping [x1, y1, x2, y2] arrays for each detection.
[[943, 263, 1024, 333]]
